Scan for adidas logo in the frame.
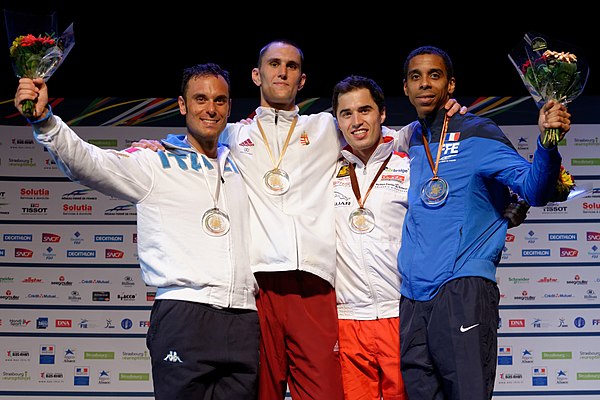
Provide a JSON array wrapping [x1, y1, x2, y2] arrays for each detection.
[[163, 350, 183, 363], [239, 138, 255, 147], [333, 340, 339, 352]]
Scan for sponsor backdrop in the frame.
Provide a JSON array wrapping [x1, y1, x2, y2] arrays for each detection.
[[0, 119, 599, 399]]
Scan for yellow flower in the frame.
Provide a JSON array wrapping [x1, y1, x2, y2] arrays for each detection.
[[552, 165, 575, 202]]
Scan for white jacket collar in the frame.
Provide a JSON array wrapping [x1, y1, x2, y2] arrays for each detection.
[[255, 106, 300, 124], [341, 136, 395, 168]]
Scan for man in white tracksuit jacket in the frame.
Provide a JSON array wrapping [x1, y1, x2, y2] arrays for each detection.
[[331, 75, 409, 399], [13, 64, 260, 400]]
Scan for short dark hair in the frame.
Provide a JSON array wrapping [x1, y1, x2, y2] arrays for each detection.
[[332, 75, 385, 115], [181, 63, 231, 97], [403, 46, 454, 80], [257, 39, 304, 70]]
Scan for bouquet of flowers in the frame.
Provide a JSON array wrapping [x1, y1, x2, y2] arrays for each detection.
[[550, 165, 575, 202], [508, 32, 589, 147], [4, 10, 75, 118]]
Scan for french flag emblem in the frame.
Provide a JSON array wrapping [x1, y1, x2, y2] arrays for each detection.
[[446, 132, 461, 141]]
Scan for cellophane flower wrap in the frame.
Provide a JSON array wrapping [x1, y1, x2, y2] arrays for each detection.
[[4, 10, 75, 118], [508, 32, 589, 147]]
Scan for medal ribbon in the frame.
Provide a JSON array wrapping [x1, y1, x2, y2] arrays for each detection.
[[256, 116, 298, 171], [349, 153, 392, 209], [422, 113, 449, 180], [198, 151, 223, 210]]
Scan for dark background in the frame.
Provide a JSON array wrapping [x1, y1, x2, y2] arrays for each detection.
[[1, 2, 596, 104]]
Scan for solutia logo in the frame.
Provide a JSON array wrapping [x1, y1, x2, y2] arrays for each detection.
[[63, 203, 93, 215], [19, 188, 49, 199], [582, 202, 600, 213]]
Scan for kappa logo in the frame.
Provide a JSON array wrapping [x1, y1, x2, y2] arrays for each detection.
[[163, 351, 183, 363], [459, 323, 480, 333]]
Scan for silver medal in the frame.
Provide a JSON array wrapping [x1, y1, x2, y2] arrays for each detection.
[[348, 208, 375, 234], [202, 207, 230, 236], [263, 168, 290, 195], [420, 177, 449, 207]]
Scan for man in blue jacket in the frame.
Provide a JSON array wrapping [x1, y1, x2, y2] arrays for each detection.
[[398, 46, 571, 400]]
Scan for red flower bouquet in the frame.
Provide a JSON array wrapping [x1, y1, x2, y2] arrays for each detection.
[[4, 10, 75, 118]]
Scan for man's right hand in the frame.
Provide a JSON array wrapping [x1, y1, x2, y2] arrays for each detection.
[[14, 77, 49, 120], [130, 139, 165, 151]]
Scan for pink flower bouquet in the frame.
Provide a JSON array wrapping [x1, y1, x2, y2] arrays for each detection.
[[508, 32, 589, 147]]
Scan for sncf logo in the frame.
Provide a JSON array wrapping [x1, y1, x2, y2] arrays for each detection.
[[42, 233, 61, 242], [505, 233, 515, 242], [587, 232, 600, 241], [560, 248, 579, 257], [15, 248, 33, 258], [105, 249, 124, 259]]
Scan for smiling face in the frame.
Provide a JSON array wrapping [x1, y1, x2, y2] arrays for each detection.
[[252, 41, 306, 111], [178, 74, 231, 155], [335, 87, 386, 164], [403, 53, 455, 119]]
